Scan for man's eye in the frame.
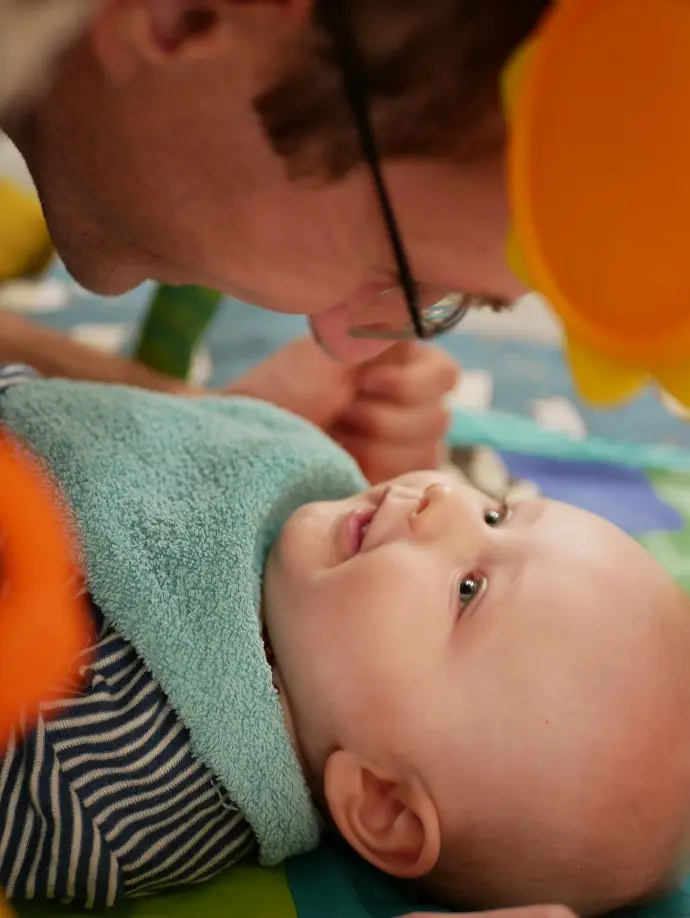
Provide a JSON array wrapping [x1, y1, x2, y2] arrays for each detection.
[[459, 575, 485, 609], [484, 505, 507, 527], [463, 294, 515, 313]]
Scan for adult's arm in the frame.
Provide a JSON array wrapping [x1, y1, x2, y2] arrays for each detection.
[[0, 310, 193, 393], [0, 313, 354, 415]]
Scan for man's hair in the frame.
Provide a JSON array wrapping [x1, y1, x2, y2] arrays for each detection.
[[256, 0, 552, 180]]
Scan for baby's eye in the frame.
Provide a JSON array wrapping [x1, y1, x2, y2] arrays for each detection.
[[459, 575, 485, 609], [484, 505, 507, 527]]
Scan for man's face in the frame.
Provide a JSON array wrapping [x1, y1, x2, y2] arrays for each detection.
[[8, 1, 525, 362]]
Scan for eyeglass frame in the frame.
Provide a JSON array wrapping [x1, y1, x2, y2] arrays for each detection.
[[318, 0, 473, 342]]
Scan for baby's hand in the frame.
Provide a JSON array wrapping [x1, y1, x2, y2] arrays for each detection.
[[330, 342, 459, 484], [223, 337, 459, 484], [223, 337, 355, 430]]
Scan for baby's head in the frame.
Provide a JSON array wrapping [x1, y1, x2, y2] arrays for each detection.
[[263, 471, 690, 915]]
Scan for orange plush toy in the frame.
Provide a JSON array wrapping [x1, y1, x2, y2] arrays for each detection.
[[0, 890, 13, 918], [0, 431, 91, 751], [504, 0, 690, 408]]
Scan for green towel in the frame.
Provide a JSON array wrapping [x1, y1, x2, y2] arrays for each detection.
[[0, 381, 367, 866]]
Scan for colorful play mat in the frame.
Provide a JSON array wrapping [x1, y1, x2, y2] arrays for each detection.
[[5, 269, 690, 918]]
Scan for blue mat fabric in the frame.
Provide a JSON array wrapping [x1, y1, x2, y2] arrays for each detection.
[[499, 453, 684, 534]]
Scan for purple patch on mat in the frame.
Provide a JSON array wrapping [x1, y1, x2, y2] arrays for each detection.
[[499, 453, 683, 535]]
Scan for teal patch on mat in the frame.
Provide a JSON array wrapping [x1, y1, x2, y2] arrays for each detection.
[[287, 839, 437, 918]]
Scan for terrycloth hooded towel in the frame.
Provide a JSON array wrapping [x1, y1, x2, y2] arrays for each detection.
[[0, 380, 366, 865]]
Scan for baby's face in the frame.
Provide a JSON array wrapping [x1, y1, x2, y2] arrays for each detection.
[[264, 471, 690, 905]]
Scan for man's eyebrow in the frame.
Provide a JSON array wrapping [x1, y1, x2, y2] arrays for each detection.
[[472, 294, 515, 312]]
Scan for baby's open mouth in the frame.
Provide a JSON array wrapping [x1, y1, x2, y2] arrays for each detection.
[[346, 507, 377, 556]]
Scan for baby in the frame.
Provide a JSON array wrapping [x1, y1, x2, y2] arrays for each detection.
[[1, 366, 690, 917], [266, 469, 690, 915]]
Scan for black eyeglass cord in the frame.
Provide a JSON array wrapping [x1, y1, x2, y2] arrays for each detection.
[[318, 0, 425, 338]]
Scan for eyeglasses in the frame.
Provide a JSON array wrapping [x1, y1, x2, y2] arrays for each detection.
[[318, 0, 474, 342]]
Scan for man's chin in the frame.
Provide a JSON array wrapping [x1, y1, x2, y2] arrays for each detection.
[[59, 251, 150, 296]]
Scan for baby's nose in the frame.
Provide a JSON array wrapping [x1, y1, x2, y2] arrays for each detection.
[[415, 483, 451, 516], [412, 483, 456, 529], [412, 483, 483, 543]]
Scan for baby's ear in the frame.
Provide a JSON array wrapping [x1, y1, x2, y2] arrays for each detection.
[[323, 750, 441, 879]]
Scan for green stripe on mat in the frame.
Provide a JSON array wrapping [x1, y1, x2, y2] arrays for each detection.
[[15, 864, 296, 918], [640, 470, 690, 593], [133, 285, 222, 381]]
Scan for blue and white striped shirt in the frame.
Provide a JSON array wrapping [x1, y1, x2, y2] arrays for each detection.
[[0, 366, 255, 908]]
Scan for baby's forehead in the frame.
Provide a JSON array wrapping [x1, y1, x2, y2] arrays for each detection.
[[555, 514, 686, 633], [540, 497, 638, 559], [508, 502, 677, 627]]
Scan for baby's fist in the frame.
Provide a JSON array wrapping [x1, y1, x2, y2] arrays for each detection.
[[331, 342, 460, 483]]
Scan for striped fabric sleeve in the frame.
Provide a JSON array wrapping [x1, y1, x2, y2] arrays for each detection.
[[0, 363, 40, 389], [0, 601, 256, 908]]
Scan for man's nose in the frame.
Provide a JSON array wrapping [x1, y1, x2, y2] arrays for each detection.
[[309, 304, 401, 365]]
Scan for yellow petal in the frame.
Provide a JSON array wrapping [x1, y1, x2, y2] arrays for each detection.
[[506, 226, 534, 288], [655, 364, 690, 411], [565, 335, 647, 407], [501, 38, 536, 119], [0, 180, 53, 281]]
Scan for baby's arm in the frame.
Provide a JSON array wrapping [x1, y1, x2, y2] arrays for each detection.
[[0, 602, 255, 907]]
